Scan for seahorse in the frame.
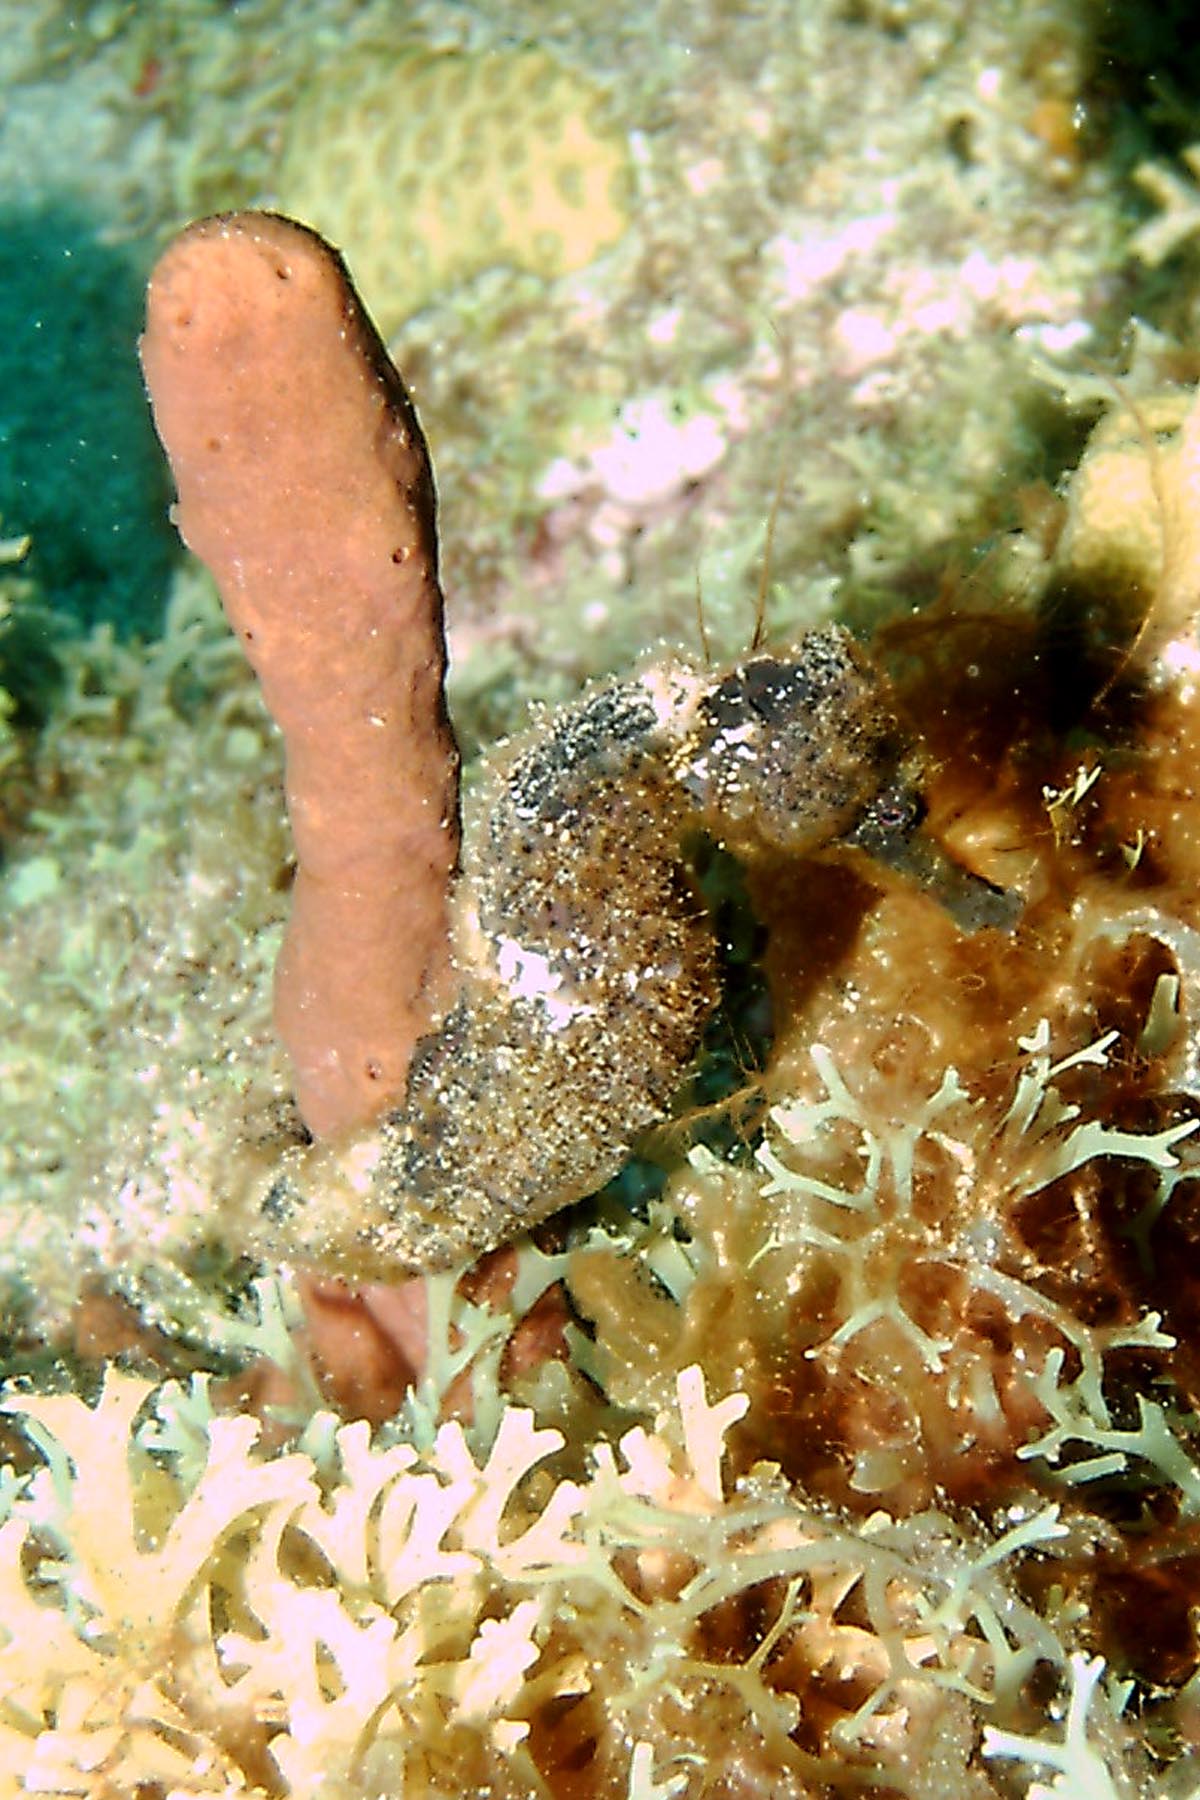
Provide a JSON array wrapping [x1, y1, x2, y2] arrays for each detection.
[[141, 211, 1012, 1280], [257, 626, 1012, 1276]]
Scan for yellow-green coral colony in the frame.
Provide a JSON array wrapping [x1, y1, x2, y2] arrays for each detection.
[[276, 46, 632, 334]]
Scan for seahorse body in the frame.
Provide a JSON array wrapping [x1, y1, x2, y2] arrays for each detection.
[[263, 625, 910, 1274], [140, 215, 946, 1278]]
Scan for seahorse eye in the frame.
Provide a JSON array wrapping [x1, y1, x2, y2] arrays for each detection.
[[864, 782, 926, 838]]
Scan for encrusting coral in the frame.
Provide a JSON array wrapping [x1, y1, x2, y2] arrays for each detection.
[[275, 42, 631, 337]]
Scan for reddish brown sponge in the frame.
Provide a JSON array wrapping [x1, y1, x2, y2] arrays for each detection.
[[141, 211, 460, 1137]]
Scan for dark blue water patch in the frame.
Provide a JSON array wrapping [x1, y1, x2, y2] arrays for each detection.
[[0, 209, 177, 640], [1081, 0, 1200, 169]]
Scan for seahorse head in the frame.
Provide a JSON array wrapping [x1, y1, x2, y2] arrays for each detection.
[[675, 625, 912, 859]]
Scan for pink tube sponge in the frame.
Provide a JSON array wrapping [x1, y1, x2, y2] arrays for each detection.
[[140, 212, 460, 1137]]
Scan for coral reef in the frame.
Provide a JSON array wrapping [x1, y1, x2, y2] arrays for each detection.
[[7, 351, 1200, 1793], [10, 3, 1200, 1795], [0, 0, 1132, 697]]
